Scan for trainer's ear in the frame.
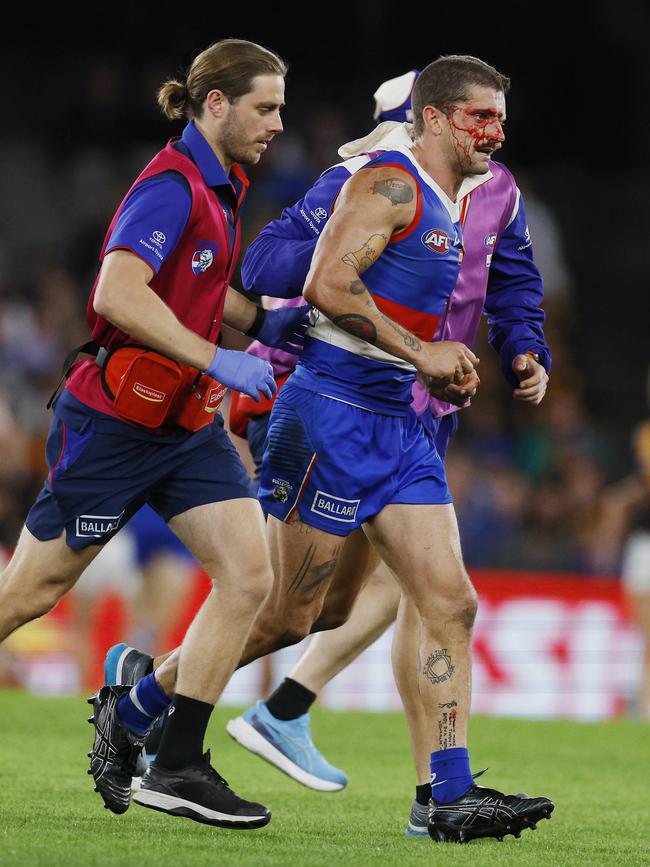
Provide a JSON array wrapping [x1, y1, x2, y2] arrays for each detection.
[[205, 89, 227, 119]]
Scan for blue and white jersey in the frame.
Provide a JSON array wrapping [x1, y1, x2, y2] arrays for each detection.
[[296, 145, 462, 416]]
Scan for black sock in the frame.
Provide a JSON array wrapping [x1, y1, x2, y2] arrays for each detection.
[[144, 659, 154, 676], [416, 783, 431, 806], [154, 693, 213, 771], [265, 677, 317, 721]]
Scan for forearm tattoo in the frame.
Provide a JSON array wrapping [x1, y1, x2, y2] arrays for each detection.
[[372, 177, 414, 206], [379, 313, 422, 352], [341, 234, 388, 272], [349, 279, 366, 295], [332, 313, 378, 344], [423, 648, 455, 685]]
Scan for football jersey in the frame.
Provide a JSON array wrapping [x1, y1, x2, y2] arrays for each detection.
[[296, 146, 462, 415]]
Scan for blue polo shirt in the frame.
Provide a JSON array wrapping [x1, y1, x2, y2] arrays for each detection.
[[106, 120, 242, 273]]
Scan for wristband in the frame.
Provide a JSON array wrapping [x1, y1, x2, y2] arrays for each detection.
[[525, 351, 541, 365], [245, 306, 267, 338]]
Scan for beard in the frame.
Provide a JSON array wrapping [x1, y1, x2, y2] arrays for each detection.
[[219, 109, 259, 166]]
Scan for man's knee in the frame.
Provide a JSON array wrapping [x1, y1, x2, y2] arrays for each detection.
[[218, 560, 273, 611], [0, 572, 70, 626], [419, 573, 478, 634], [277, 604, 322, 648], [311, 604, 350, 633]]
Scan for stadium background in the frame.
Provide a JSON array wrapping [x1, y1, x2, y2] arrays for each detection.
[[0, 3, 648, 719]]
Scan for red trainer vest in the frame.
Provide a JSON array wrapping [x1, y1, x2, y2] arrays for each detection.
[[67, 139, 248, 420]]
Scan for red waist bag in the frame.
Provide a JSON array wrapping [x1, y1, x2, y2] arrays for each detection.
[[100, 344, 226, 431]]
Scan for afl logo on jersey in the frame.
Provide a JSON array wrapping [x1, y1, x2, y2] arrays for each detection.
[[484, 232, 497, 247], [421, 228, 451, 254]]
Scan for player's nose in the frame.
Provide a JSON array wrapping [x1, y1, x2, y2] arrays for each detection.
[[491, 121, 505, 143]]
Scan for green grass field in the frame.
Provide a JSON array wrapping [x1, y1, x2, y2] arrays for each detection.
[[0, 690, 648, 866]]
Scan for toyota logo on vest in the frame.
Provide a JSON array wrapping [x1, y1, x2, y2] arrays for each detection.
[[421, 228, 451, 254]]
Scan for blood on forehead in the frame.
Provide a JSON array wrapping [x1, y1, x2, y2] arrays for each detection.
[[446, 104, 505, 143]]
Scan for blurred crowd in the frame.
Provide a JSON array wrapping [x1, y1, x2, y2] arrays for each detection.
[[0, 51, 648, 713], [0, 107, 644, 578]]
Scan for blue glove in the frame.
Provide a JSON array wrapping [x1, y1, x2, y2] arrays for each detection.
[[253, 304, 310, 353], [206, 348, 276, 402]]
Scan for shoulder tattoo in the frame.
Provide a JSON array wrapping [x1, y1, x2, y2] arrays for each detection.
[[371, 177, 414, 206]]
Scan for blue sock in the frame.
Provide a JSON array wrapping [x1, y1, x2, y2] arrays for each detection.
[[430, 747, 473, 804], [117, 673, 171, 736]]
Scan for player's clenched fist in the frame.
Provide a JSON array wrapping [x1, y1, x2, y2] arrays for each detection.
[[417, 341, 478, 384]]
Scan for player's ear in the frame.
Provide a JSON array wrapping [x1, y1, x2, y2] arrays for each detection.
[[422, 105, 444, 135]]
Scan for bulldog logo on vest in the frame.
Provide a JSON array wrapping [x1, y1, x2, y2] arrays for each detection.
[[191, 248, 214, 274], [421, 228, 451, 254]]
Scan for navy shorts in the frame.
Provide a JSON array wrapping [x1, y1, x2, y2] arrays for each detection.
[[26, 390, 254, 550], [258, 383, 452, 537], [128, 505, 196, 566]]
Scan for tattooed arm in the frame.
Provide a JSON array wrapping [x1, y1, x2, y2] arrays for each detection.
[[303, 166, 477, 382]]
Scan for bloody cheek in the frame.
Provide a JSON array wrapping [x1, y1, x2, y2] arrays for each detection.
[[449, 114, 503, 160]]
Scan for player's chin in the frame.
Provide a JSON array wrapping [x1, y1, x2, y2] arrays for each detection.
[[471, 154, 492, 173]]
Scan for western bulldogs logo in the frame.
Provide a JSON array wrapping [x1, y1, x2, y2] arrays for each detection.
[[272, 478, 293, 504], [421, 228, 451, 254], [191, 249, 214, 274]]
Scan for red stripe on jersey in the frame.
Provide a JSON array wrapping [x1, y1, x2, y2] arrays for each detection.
[[371, 292, 441, 341], [285, 453, 319, 524], [460, 193, 471, 227]]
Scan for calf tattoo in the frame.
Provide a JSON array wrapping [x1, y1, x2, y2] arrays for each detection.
[[372, 177, 414, 206], [423, 648, 455, 684], [438, 700, 458, 709], [438, 707, 458, 749]]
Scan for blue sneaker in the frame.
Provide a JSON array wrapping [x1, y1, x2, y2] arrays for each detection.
[[405, 799, 428, 837], [104, 643, 153, 687], [226, 701, 348, 792]]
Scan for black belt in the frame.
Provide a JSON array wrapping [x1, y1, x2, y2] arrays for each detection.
[[46, 340, 100, 409]]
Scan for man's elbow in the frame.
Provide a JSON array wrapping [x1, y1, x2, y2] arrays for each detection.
[[303, 272, 329, 308], [302, 278, 319, 306], [92, 285, 113, 319], [92, 283, 131, 331]]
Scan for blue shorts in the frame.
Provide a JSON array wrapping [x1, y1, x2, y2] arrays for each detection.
[[420, 409, 458, 461], [26, 390, 254, 550], [247, 413, 271, 494], [258, 383, 452, 537]]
